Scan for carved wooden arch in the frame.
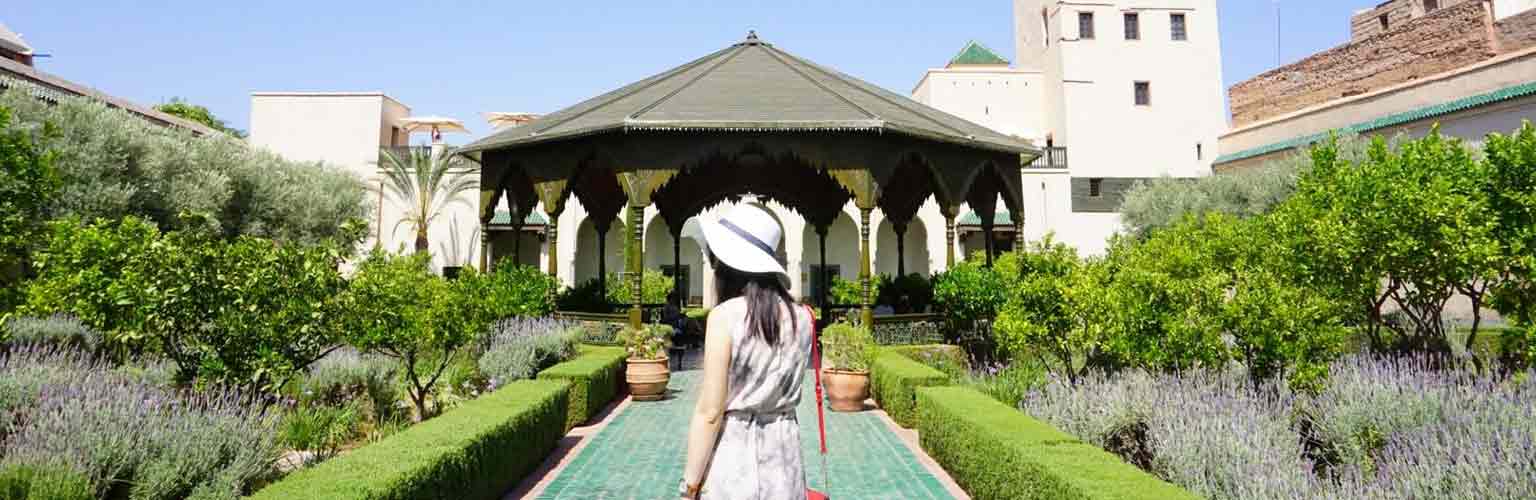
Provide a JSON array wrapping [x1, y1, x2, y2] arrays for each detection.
[[875, 152, 941, 234], [649, 147, 853, 233]]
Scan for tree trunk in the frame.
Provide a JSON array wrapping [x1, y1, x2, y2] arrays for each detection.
[[415, 229, 429, 254]]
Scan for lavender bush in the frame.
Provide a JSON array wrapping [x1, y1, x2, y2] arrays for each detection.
[[1020, 356, 1536, 500], [0, 345, 280, 500], [1, 314, 101, 352], [297, 349, 400, 424], [477, 317, 580, 388]]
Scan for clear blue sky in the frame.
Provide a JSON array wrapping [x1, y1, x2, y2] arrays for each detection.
[[7, 1, 1375, 140]]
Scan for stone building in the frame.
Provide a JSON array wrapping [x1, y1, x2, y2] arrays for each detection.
[[1217, 0, 1536, 172], [916, 1, 1228, 255]]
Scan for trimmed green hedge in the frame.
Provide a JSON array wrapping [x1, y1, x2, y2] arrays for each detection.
[[537, 345, 627, 431], [886, 344, 969, 378], [916, 386, 1198, 500], [248, 379, 569, 500], [871, 351, 949, 427]]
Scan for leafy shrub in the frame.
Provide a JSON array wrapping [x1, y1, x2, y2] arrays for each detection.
[[248, 379, 570, 500], [0, 344, 279, 500], [280, 403, 361, 466], [1, 314, 100, 351], [0, 462, 93, 500], [821, 322, 875, 372], [828, 276, 874, 306], [993, 236, 1113, 383], [618, 324, 672, 360], [537, 345, 627, 431], [464, 262, 557, 320], [0, 104, 60, 312], [25, 217, 354, 392], [557, 277, 612, 313], [347, 252, 492, 420], [870, 351, 949, 427], [877, 273, 933, 312], [930, 259, 1007, 326], [22, 216, 159, 346], [916, 386, 1199, 500], [477, 317, 580, 387], [1118, 133, 1367, 239], [605, 269, 674, 306], [0, 88, 368, 245]]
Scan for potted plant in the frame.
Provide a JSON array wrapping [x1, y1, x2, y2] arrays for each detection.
[[820, 321, 875, 411], [619, 324, 673, 401]]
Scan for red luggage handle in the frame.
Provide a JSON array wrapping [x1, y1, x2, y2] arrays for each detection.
[[806, 305, 829, 500]]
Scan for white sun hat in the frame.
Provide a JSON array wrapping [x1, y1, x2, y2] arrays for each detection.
[[700, 204, 790, 286]]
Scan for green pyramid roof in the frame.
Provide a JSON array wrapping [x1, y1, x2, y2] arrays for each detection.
[[457, 33, 1036, 157], [948, 41, 1009, 66]]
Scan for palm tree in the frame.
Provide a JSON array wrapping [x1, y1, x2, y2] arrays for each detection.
[[374, 147, 477, 254]]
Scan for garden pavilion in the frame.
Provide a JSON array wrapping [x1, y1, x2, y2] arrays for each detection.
[[457, 32, 1037, 330]]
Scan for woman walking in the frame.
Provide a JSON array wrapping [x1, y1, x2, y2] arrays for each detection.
[[680, 204, 814, 500]]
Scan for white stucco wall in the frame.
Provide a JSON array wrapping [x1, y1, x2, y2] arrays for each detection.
[[1495, 0, 1536, 19], [914, 67, 1045, 140]]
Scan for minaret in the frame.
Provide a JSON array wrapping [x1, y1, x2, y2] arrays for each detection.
[[1013, 0, 1049, 72]]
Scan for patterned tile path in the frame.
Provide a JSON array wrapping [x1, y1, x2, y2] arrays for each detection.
[[534, 370, 956, 499]]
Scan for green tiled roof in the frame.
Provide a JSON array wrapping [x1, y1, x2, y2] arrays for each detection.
[[948, 41, 1009, 66], [490, 210, 547, 226], [958, 210, 1012, 226], [1216, 80, 1536, 165]]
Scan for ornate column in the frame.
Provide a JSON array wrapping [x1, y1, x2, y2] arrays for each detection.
[[942, 207, 958, 269], [672, 227, 683, 309], [596, 222, 610, 301], [545, 206, 564, 308], [859, 207, 874, 329], [628, 204, 645, 330], [1013, 213, 1025, 252], [982, 216, 995, 268], [894, 222, 907, 277], [479, 223, 491, 272], [816, 225, 829, 315]]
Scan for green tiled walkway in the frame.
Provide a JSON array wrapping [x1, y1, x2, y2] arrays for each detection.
[[536, 370, 954, 499]]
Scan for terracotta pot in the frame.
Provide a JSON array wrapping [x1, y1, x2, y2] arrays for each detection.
[[626, 357, 671, 401], [821, 369, 871, 412]]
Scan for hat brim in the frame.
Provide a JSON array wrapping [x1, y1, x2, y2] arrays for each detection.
[[701, 219, 790, 287]]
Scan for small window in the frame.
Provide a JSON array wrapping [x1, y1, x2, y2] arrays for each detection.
[[1171, 13, 1187, 41], [1124, 12, 1140, 40], [1089, 178, 1104, 197], [1423, 0, 1439, 12], [1379, 13, 1390, 30], [1134, 81, 1151, 106], [1079, 12, 1095, 39]]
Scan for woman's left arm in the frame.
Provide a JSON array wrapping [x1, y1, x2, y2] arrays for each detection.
[[680, 308, 733, 498]]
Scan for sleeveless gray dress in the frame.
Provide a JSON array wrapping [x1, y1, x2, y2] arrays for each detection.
[[702, 305, 813, 500]]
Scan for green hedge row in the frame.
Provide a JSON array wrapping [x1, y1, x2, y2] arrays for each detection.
[[248, 379, 569, 500], [916, 386, 1198, 500], [870, 350, 949, 427], [537, 345, 627, 431]]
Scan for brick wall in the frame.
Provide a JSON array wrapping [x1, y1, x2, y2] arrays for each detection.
[[1497, 6, 1536, 50], [1352, 0, 1478, 40], [1231, 1, 1496, 127]]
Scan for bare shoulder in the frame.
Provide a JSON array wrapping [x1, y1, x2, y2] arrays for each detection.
[[706, 298, 746, 331]]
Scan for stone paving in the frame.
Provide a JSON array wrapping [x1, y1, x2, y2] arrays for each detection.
[[534, 369, 955, 499]]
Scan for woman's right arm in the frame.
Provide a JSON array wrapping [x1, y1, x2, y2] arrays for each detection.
[[680, 305, 733, 498]]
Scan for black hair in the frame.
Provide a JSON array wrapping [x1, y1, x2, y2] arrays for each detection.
[[710, 251, 797, 346]]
